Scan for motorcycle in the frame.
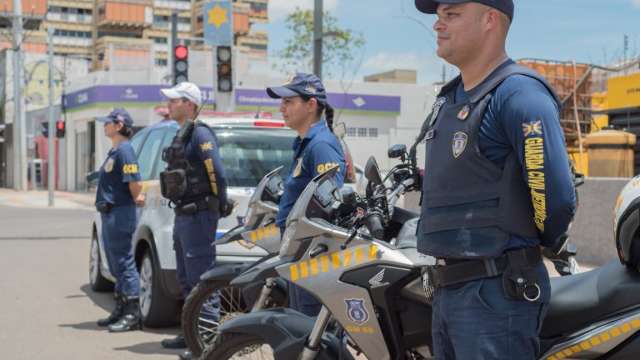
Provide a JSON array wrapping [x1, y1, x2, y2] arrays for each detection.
[[182, 166, 288, 357]]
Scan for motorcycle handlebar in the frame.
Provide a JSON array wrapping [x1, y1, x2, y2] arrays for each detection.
[[365, 213, 385, 239]]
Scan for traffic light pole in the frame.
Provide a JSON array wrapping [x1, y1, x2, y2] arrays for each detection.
[[169, 12, 177, 82], [313, 0, 323, 80], [47, 28, 55, 206], [12, 0, 27, 190]]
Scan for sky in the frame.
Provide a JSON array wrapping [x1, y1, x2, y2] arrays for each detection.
[[258, 0, 640, 85]]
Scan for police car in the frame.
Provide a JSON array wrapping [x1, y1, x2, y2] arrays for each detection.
[[88, 117, 363, 326]]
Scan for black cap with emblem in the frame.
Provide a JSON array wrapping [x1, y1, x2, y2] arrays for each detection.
[[415, 0, 514, 21]]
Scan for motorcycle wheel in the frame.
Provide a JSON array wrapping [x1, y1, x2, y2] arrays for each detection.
[[182, 280, 249, 358], [200, 333, 275, 360]]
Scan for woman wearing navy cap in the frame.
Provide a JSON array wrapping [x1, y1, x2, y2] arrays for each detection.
[[266, 73, 346, 316], [94, 108, 146, 332]]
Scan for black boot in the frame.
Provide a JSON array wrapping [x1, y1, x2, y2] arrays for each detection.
[[108, 298, 142, 333], [97, 293, 125, 327], [161, 334, 187, 349]]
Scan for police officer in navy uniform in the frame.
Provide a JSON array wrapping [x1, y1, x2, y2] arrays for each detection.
[[414, 1, 576, 358], [266, 73, 346, 317], [158, 82, 232, 360], [95, 108, 146, 332]]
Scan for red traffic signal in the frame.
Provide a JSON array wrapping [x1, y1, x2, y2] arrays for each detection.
[[56, 120, 65, 138], [174, 45, 188, 61]]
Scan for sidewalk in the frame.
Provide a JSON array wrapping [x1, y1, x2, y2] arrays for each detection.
[[0, 188, 95, 210]]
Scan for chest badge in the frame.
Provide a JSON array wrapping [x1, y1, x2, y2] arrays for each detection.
[[452, 132, 468, 159], [292, 158, 303, 177], [104, 158, 115, 173], [457, 105, 470, 121]]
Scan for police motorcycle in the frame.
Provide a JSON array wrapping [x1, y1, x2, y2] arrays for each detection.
[[200, 158, 434, 360], [182, 166, 289, 357]]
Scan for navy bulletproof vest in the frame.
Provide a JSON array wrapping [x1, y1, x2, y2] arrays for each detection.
[[417, 63, 560, 259]]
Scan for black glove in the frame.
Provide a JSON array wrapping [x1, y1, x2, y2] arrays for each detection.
[[220, 198, 236, 218]]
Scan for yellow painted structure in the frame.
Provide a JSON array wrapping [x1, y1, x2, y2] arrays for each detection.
[[608, 72, 640, 109]]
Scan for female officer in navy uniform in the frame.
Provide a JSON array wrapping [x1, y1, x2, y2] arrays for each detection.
[[266, 73, 346, 317], [94, 108, 146, 333]]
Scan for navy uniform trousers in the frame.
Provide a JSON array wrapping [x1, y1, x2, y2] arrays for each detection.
[[101, 205, 140, 298], [431, 262, 551, 360]]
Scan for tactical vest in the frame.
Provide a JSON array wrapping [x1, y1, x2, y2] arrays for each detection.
[[417, 63, 561, 259], [160, 121, 216, 206]]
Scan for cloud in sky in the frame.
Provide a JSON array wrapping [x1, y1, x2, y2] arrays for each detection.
[[269, 0, 338, 22], [632, 0, 640, 8]]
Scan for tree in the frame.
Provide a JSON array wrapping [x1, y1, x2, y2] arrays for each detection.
[[275, 8, 365, 79]]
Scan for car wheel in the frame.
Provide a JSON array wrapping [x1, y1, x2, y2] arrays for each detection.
[[89, 232, 114, 292], [139, 248, 180, 327]]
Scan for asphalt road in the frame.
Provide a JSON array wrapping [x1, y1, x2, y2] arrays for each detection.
[[0, 205, 182, 360]]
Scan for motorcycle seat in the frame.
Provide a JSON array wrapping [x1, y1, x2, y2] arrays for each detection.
[[541, 260, 640, 338], [396, 218, 419, 249]]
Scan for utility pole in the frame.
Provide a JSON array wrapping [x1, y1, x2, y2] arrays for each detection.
[[169, 11, 177, 81], [47, 28, 55, 206], [12, 0, 27, 190], [313, 0, 323, 79]]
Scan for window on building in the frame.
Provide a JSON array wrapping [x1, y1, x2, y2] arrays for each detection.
[[155, 58, 168, 66], [357, 128, 368, 137], [152, 37, 167, 44], [368, 128, 378, 137], [346, 127, 356, 137]]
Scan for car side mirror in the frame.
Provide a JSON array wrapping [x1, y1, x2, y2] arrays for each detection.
[[388, 144, 407, 159], [364, 156, 383, 186]]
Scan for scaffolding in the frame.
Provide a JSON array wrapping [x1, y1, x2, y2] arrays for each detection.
[[518, 59, 593, 149]]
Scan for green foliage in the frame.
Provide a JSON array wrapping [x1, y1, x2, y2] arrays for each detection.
[[275, 8, 365, 78]]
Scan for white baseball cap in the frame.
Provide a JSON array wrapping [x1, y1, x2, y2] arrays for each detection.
[[160, 82, 202, 106]]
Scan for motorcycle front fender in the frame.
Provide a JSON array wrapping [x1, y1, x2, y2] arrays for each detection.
[[219, 308, 348, 360], [199, 262, 252, 282]]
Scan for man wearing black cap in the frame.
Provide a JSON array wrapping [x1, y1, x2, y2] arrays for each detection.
[[414, 1, 576, 358]]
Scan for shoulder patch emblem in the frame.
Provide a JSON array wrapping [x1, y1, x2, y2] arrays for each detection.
[[104, 158, 114, 173], [452, 131, 468, 159], [200, 141, 214, 152], [523, 120, 543, 137], [457, 104, 470, 120], [123, 164, 139, 174]]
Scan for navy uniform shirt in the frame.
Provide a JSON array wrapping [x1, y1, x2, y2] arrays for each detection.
[[453, 60, 576, 249], [96, 141, 141, 206], [277, 120, 346, 229], [184, 122, 228, 207]]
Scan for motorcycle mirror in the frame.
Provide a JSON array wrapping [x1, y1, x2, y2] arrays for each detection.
[[364, 156, 383, 186], [340, 187, 358, 205], [333, 122, 347, 139], [388, 144, 407, 159]]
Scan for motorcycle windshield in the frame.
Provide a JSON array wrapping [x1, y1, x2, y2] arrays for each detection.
[[279, 167, 341, 258], [245, 166, 283, 228]]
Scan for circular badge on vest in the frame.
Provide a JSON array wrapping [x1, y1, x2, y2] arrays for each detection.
[[104, 158, 114, 173], [452, 132, 468, 158], [457, 105, 470, 120]]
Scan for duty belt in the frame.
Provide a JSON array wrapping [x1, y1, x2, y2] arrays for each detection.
[[174, 196, 220, 216], [426, 247, 541, 288]]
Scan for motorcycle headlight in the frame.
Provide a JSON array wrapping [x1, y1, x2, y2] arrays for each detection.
[[279, 221, 297, 257]]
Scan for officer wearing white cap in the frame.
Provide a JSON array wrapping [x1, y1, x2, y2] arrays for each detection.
[[414, 0, 576, 358], [158, 82, 231, 359]]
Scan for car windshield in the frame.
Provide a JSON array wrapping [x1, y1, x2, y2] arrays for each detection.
[[216, 127, 295, 187]]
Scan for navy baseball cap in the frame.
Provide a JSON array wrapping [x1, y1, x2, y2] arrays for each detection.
[[415, 0, 513, 20], [97, 108, 134, 127], [266, 73, 328, 105]]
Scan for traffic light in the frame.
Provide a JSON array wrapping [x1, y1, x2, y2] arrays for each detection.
[[56, 120, 65, 138], [217, 46, 232, 92], [173, 45, 189, 85]]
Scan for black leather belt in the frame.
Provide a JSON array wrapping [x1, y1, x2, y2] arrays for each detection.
[[426, 247, 541, 288]]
